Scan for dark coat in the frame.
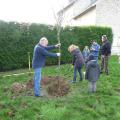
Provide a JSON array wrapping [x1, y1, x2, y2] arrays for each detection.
[[32, 44, 57, 69], [85, 60, 100, 82], [101, 40, 111, 56], [71, 49, 84, 68]]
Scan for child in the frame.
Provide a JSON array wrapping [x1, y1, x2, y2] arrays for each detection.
[[85, 54, 100, 93], [82, 46, 90, 64], [68, 44, 84, 83], [90, 40, 100, 62]]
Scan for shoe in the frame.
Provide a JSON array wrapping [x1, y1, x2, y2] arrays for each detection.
[[70, 80, 76, 83], [35, 93, 44, 97], [106, 73, 109, 75], [100, 71, 103, 74], [35, 95, 43, 97], [26, 92, 33, 96]]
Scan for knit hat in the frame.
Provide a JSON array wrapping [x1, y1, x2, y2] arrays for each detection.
[[88, 54, 94, 61]]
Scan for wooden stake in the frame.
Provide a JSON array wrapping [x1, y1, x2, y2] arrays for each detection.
[[28, 52, 31, 70]]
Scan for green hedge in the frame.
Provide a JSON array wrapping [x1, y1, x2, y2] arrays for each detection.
[[0, 21, 113, 71]]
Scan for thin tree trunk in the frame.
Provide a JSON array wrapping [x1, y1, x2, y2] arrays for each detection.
[[57, 27, 61, 68]]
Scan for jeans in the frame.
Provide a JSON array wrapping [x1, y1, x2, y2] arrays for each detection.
[[73, 65, 83, 82], [101, 55, 109, 74], [88, 81, 96, 93], [33, 68, 42, 96]]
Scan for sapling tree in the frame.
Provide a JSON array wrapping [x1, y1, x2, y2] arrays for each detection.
[[53, 8, 64, 69], [49, 1, 65, 95]]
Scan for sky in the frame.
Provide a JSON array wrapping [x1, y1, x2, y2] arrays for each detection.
[[0, 0, 68, 25]]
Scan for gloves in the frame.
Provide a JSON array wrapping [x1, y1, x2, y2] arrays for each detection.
[[55, 43, 61, 48], [56, 53, 61, 57]]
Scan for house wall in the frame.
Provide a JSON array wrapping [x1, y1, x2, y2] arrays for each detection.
[[74, 7, 96, 26], [96, 0, 120, 55], [60, 0, 120, 54]]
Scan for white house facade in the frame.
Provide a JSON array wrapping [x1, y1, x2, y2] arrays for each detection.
[[59, 0, 120, 55]]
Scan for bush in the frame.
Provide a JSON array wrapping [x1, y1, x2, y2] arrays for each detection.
[[0, 21, 113, 71]]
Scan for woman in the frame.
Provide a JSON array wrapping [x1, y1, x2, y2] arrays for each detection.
[[68, 44, 84, 83]]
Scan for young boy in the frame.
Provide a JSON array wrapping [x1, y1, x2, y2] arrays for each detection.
[[85, 54, 100, 93], [82, 46, 90, 66], [90, 40, 100, 62], [82, 46, 90, 61], [68, 44, 84, 83]]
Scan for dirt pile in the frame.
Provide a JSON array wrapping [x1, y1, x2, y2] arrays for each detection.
[[11, 82, 26, 94], [11, 76, 70, 97], [42, 76, 70, 97], [11, 79, 33, 94]]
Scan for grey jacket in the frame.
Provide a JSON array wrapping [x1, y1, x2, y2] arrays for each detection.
[[71, 49, 84, 68], [85, 60, 100, 82]]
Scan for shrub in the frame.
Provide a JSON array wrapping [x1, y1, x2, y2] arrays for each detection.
[[0, 21, 113, 71]]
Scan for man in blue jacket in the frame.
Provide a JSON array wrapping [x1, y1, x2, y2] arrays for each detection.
[[32, 37, 61, 97], [90, 40, 100, 62]]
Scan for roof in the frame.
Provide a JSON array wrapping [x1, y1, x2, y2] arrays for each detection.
[[73, 1, 98, 19], [57, 0, 76, 15]]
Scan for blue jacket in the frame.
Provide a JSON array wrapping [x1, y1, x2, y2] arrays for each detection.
[[90, 43, 100, 57], [32, 44, 57, 69]]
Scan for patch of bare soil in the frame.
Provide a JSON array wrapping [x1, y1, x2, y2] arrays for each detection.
[[42, 76, 70, 97], [11, 76, 70, 97], [11, 82, 26, 94]]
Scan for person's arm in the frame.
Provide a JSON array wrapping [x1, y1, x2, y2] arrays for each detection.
[[90, 45, 94, 51], [72, 55, 76, 65], [85, 63, 91, 80], [93, 45, 100, 52], [42, 48, 58, 57], [45, 45, 56, 50], [90, 45, 95, 51], [45, 43, 61, 50], [105, 42, 111, 56]]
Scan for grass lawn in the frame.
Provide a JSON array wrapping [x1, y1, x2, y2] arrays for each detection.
[[0, 56, 120, 120]]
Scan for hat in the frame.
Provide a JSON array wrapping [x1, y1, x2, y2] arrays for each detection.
[[88, 54, 94, 61]]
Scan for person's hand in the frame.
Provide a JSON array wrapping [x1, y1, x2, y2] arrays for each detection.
[[90, 48, 93, 51], [55, 43, 61, 48], [90, 47, 95, 51], [56, 53, 61, 56]]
